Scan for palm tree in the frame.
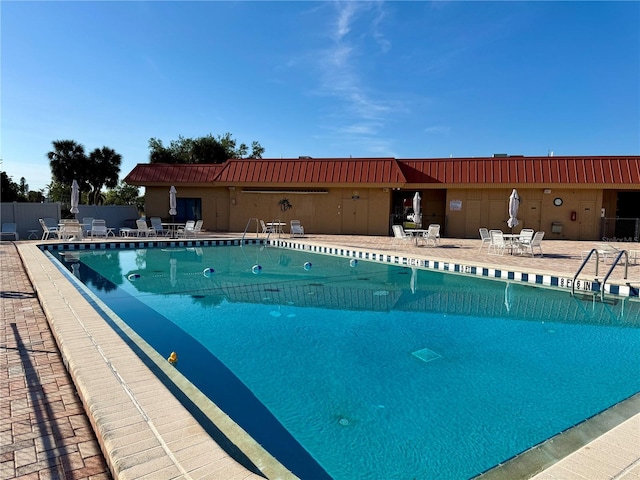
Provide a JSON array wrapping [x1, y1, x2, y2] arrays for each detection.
[[87, 147, 122, 205], [47, 139, 87, 185]]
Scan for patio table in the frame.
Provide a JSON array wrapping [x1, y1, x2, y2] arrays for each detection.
[[405, 229, 428, 245], [162, 222, 186, 239]]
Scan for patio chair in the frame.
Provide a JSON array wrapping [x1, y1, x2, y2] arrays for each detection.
[[177, 220, 196, 238], [59, 220, 83, 241], [134, 219, 157, 237], [514, 229, 534, 254], [488, 230, 507, 255], [520, 231, 545, 257], [150, 217, 170, 237], [420, 224, 440, 247], [180, 220, 203, 238], [82, 217, 94, 237], [392, 225, 411, 244], [479, 228, 491, 251], [260, 220, 273, 234], [90, 219, 108, 239], [39, 218, 60, 240], [1, 223, 19, 241], [290, 220, 305, 237]]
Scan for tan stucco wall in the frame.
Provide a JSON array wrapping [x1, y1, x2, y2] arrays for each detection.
[[144, 186, 392, 235], [143, 185, 613, 240], [230, 187, 390, 235], [445, 188, 604, 240]]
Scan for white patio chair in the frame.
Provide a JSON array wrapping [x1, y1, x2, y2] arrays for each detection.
[[182, 220, 203, 238], [135, 219, 157, 237], [290, 220, 305, 237], [488, 230, 507, 255], [177, 220, 196, 238], [392, 225, 411, 244], [520, 231, 544, 257], [90, 219, 108, 239], [479, 228, 491, 251], [515, 229, 535, 254], [260, 220, 273, 234], [420, 224, 440, 247], [59, 220, 83, 241], [39, 218, 60, 240]]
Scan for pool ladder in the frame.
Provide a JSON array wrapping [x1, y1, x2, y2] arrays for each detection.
[[572, 248, 629, 300], [241, 217, 284, 243], [242, 218, 265, 243]]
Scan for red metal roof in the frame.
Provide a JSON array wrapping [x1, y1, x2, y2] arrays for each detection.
[[215, 158, 406, 185], [398, 156, 640, 185], [124, 163, 225, 185], [124, 156, 640, 187]]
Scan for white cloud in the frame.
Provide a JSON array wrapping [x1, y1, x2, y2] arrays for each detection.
[[313, 1, 398, 154], [424, 125, 451, 135]]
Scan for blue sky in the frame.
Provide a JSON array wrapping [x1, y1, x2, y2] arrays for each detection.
[[2, 1, 639, 192]]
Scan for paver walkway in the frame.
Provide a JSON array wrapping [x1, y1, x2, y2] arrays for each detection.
[[1, 242, 111, 480]]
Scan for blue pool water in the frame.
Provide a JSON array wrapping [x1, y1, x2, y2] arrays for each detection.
[[53, 244, 640, 479]]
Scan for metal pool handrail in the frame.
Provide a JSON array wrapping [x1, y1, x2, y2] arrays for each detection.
[[242, 217, 267, 242], [600, 250, 629, 301], [572, 248, 599, 296]]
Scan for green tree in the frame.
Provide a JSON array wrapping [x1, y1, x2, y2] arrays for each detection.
[[27, 190, 45, 203], [87, 147, 122, 204], [47, 140, 123, 205], [148, 133, 264, 164], [1, 171, 23, 202], [19, 177, 28, 197], [47, 140, 88, 188], [46, 180, 69, 203], [104, 181, 144, 210]]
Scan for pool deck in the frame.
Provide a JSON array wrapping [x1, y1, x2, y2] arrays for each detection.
[[1, 235, 639, 479]]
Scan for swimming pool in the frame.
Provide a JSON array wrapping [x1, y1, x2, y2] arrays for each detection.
[[51, 243, 640, 479]]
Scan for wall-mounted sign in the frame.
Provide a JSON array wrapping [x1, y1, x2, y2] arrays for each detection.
[[450, 200, 462, 211]]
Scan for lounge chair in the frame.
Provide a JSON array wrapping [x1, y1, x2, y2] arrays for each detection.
[[134, 219, 157, 237], [39, 218, 60, 240], [290, 220, 305, 237], [479, 228, 491, 251], [520, 231, 544, 257], [1, 223, 19, 241], [150, 217, 170, 237], [392, 225, 411, 244], [90, 219, 108, 239], [420, 224, 440, 246]]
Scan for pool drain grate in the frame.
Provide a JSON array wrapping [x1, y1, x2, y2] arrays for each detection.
[[412, 347, 442, 363]]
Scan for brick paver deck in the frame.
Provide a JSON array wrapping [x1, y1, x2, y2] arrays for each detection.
[[1, 241, 111, 479]]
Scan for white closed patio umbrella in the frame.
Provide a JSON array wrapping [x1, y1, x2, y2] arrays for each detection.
[[70, 180, 80, 217], [412, 192, 422, 227], [169, 186, 177, 218], [507, 189, 520, 231]]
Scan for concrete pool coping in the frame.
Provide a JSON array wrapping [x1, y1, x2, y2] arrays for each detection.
[[11, 236, 640, 479]]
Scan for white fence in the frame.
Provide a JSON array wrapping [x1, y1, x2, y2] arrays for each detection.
[[1, 202, 139, 240]]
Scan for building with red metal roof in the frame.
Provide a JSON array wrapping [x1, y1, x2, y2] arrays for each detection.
[[124, 155, 640, 240]]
